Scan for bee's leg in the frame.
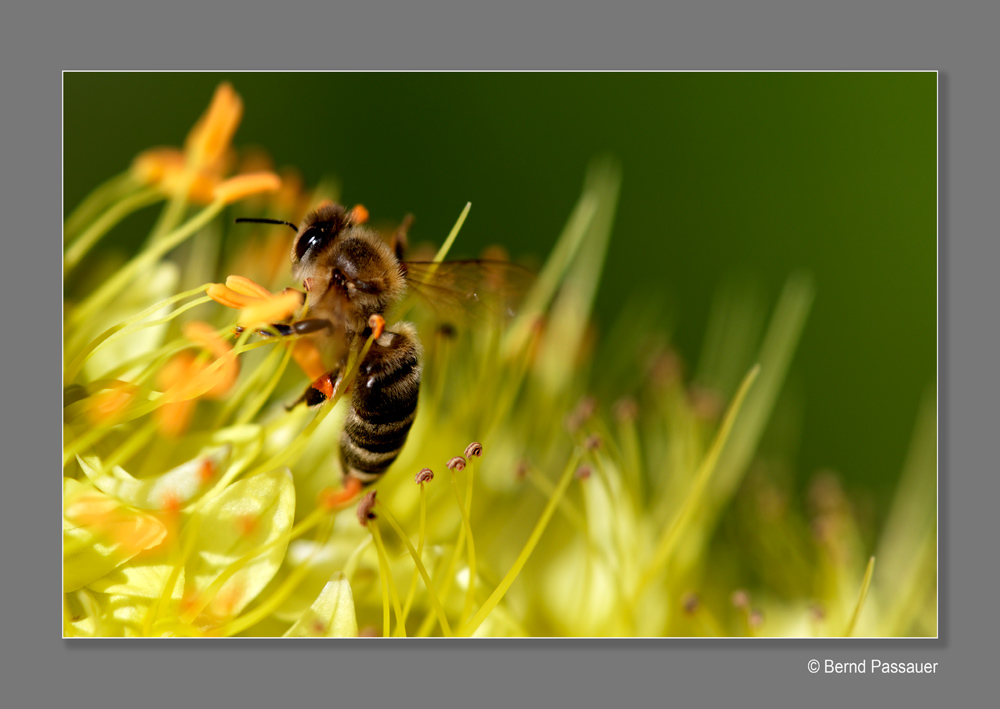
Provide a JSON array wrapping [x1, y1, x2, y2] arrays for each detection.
[[236, 317, 333, 339], [290, 318, 334, 335], [391, 214, 414, 261], [287, 365, 343, 410]]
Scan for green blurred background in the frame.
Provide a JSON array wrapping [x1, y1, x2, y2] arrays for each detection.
[[63, 72, 936, 509]]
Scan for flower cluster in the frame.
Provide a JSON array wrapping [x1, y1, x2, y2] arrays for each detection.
[[63, 84, 936, 637]]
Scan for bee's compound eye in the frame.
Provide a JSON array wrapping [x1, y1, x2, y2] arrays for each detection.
[[295, 225, 327, 262]]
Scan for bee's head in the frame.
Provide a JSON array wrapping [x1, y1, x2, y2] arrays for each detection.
[[234, 201, 355, 277], [289, 201, 352, 275]]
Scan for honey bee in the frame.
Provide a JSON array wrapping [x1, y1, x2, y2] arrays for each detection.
[[236, 202, 529, 487]]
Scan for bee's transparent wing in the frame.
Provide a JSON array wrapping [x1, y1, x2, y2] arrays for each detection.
[[399, 260, 534, 326]]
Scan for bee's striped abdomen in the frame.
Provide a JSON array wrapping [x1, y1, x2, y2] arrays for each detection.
[[339, 322, 422, 485]]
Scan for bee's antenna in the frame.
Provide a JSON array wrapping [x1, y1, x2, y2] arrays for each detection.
[[234, 217, 299, 232]]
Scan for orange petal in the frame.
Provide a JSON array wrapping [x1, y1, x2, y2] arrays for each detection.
[[156, 398, 197, 438], [225, 274, 272, 299], [132, 148, 184, 184], [291, 338, 326, 380], [213, 172, 282, 205], [185, 82, 244, 169], [158, 351, 198, 393], [207, 283, 260, 310], [237, 289, 303, 327], [176, 171, 222, 205], [66, 492, 168, 554], [86, 381, 138, 426], [183, 321, 233, 359], [202, 354, 239, 399], [159, 343, 238, 404]]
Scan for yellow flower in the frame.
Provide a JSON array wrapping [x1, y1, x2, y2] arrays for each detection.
[[206, 274, 304, 327], [130, 83, 279, 206], [65, 89, 936, 639]]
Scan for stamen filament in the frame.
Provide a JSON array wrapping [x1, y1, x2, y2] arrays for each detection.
[[844, 556, 876, 637], [459, 449, 581, 637], [65, 287, 212, 382], [64, 186, 163, 271], [378, 501, 453, 637], [369, 521, 406, 637], [400, 482, 429, 624], [635, 365, 759, 599], [453, 461, 478, 625], [65, 171, 139, 241], [70, 199, 226, 330], [433, 201, 471, 263]]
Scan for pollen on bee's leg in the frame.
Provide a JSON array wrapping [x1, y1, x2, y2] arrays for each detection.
[[318, 477, 363, 511], [348, 204, 369, 224], [311, 372, 336, 401], [368, 314, 385, 340]]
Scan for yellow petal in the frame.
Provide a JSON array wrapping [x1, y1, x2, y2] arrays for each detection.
[[64, 479, 168, 592], [283, 572, 359, 637], [185, 468, 296, 621]]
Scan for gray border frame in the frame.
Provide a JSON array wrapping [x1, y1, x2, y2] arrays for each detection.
[[14, 0, 994, 705]]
